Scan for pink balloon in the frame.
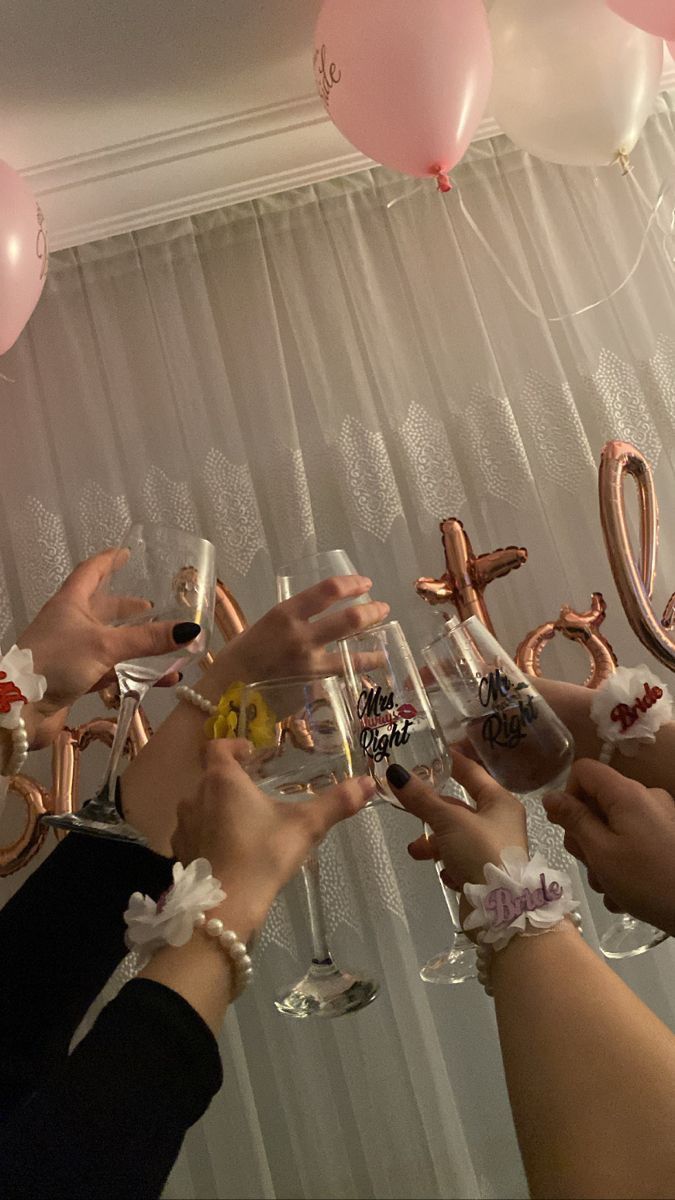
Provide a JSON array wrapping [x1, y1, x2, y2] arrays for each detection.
[[314, 0, 492, 186], [0, 162, 48, 356], [607, 0, 675, 40]]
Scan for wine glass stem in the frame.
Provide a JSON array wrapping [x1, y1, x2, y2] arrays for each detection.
[[302, 849, 333, 966], [424, 823, 462, 932], [101, 684, 148, 804], [435, 861, 462, 931]]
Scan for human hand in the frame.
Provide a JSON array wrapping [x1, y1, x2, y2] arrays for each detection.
[[210, 575, 389, 689], [171, 740, 376, 932], [387, 753, 528, 889], [17, 549, 201, 744], [543, 759, 675, 936]]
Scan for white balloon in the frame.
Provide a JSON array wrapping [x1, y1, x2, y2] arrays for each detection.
[[490, 0, 663, 167]]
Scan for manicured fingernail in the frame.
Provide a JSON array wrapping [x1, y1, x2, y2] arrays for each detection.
[[176, 671, 184, 682], [173, 621, 201, 645], [386, 764, 411, 788]]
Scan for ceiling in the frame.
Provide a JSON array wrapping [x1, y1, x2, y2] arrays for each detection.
[[2, 0, 674, 250]]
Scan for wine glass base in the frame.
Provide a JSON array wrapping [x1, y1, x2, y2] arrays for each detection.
[[600, 919, 669, 960], [274, 962, 379, 1019], [419, 942, 477, 985], [41, 810, 146, 845]]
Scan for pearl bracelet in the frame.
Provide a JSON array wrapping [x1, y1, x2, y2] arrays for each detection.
[[124, 859, 254, 1000], [196, 914, 253, 999], [2, 716, 29, 778], [175, 683, 218, 716]]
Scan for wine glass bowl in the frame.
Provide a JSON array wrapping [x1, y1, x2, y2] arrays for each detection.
[[276, 549, 371, 612], [423, 618, 575, 796]]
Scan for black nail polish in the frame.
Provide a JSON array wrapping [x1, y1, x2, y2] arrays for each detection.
[[176, 672, 184, 682], [386, 764, 411, 789], [173, 621, 201, 645]]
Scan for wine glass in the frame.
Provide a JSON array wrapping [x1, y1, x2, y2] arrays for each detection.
[[423, 618, 668, 959], [42, 523, 216, 843], [238, 674, 379, 1019], [276, 549, 371, 610], [276, 548, 390, 813], [339, 618, 477, 985], [422, 618, 574, 862]]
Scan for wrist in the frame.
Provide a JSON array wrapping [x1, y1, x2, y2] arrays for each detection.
[[200, 642, 249, 701], [205, 890, 263, 947], [490, 913, 580, 986]]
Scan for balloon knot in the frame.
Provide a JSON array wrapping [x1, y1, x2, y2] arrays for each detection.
[[431, 165, 452, 193]]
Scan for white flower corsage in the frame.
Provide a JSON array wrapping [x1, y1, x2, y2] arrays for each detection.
[[124, 858, 225, 966], [590, 665, 673, 758], [0, 645, 46, 729], [463, 847, 579, 952]]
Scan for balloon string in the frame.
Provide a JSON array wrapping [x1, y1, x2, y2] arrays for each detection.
[[387, 174, 675, 324]]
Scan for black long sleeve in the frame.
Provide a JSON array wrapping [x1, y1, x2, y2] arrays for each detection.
[[0, 832, 174, 1120], [0, 978, 223, 1199]]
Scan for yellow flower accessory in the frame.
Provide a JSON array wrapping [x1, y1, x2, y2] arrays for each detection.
[[205, 682, 277, 749]]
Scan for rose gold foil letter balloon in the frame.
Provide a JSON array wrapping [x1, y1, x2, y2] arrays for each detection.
[[599, 441, 675, 672], [416, 518, 528, 636], [515, 592, 618, 688], [0, 775, 50, 876], [201, 580, 247, 669]]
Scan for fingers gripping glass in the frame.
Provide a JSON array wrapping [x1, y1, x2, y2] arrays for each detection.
[[238, 675, 379, 1019], [42, 524, 216, 843], [276, 549, 371, 611], [340, 619, 477, 986]]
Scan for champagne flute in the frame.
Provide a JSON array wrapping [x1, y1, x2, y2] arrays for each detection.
[[340, 618, 477, 985], [276, 548, 390, 813], [238, 674, 379, 1018], [43, 523, 215, 843]]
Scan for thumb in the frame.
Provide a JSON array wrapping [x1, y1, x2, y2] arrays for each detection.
[[542, 789, 612, 858], [385, 764, 463, 827], [112, 619, 202, 664], [299, 776, 375, 841], [201, 737, 253, 771]]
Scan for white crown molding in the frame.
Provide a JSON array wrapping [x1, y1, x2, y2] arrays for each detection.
[[28, 63, 675, 251]]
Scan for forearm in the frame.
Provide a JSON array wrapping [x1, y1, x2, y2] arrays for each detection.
[[534, 677, 675, 792], [121, 642, 250, 855], [492, 921, 675, 1199], [0, 836, 172, 1120], [0, 979, 222, 1200], [137, 891, 258, 1034]]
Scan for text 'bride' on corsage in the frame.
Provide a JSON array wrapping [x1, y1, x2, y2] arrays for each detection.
[[463, 847, 580, 952], [590, 664, 673, 762]]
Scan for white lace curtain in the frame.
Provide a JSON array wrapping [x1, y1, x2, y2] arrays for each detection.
[[3, 99, 675, 1199]]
